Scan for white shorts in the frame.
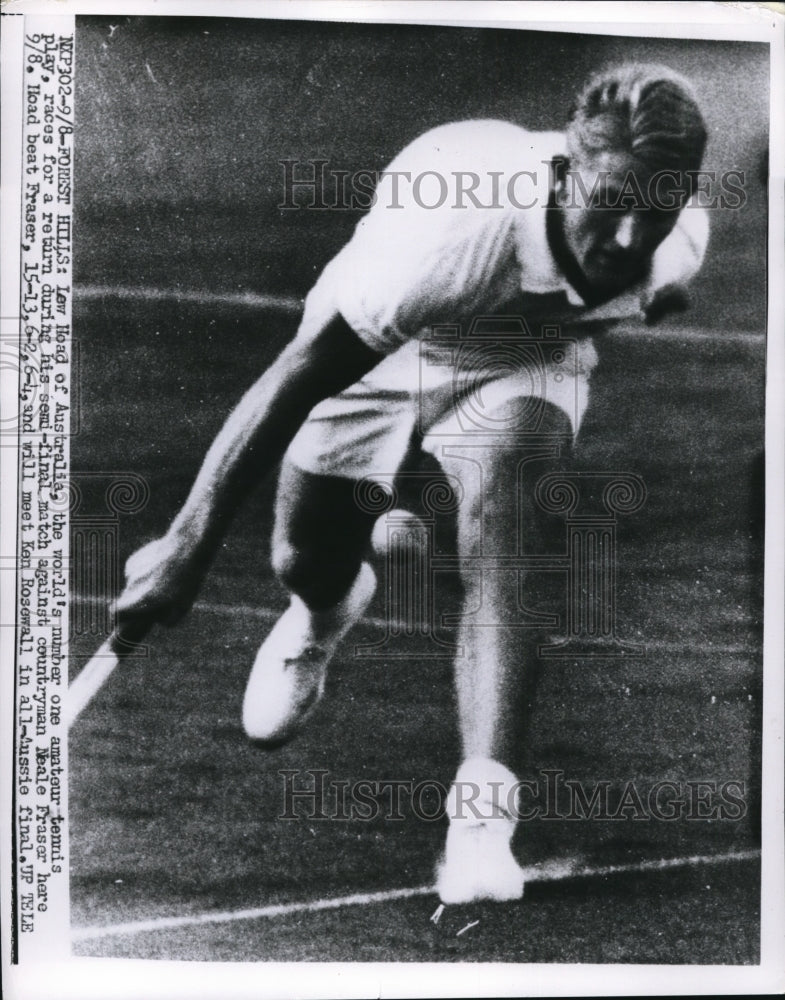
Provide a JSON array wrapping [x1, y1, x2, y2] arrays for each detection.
[[286, 330, 598, 482]]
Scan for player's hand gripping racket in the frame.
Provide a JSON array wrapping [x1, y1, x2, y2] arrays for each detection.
[[66, 533, 203, 729]]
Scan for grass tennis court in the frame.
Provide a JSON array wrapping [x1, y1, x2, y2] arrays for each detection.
[[67, 293, 763, 963]]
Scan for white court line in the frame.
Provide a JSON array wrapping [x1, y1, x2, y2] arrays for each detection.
[[73, 284, 764, 343], [74, 283, 302, 313], [71, 847, 759, 942], [68, 594, 755, 658], [605, 325, 765, 344], [193, 599, 756, 657]]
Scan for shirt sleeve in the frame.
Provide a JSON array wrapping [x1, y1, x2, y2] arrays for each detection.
[[647, 197, 710, 292], [322, 208, 521, 355]]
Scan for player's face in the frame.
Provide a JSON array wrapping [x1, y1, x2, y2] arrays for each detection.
[[560, 149, 685, 292]]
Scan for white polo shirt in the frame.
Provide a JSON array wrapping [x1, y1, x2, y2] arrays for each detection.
[[286, 120, 709, 478], [300, 119, 709, 355]]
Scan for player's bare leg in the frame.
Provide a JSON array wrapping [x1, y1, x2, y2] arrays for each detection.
[[434, 400, 573, 903], [242, 459, 378, 744]]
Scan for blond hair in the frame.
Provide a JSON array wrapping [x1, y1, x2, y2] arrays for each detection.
[[567, 64, 707, 175]]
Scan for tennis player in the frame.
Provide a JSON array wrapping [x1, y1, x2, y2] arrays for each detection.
[[116, 64, 709, 904]]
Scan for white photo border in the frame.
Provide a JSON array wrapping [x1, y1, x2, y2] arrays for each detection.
[[1, 2, 783, 998]]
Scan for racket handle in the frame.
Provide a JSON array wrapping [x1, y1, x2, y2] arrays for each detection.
[[66, 619, 151, 730]]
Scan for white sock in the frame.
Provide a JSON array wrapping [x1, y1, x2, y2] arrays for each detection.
[[446, 756, 520, 826]]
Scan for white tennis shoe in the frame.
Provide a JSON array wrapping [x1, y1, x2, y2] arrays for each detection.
[[242, 562, 376, 745], [436, 758, 526, 904], [436, 820, 525, 904]]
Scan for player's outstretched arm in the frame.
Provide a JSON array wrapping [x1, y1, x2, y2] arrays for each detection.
[[115, 315, 383, 631]]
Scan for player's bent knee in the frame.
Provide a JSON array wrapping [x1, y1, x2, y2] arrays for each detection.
[[270, 540, 325, 598], [270, 539, 301, 590], [442, 401, 574, 570]]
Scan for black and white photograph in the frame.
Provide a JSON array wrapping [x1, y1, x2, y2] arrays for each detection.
[[2, 1, 783, 996]]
